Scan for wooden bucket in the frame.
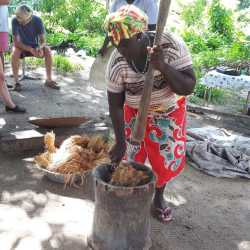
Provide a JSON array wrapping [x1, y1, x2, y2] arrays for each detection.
[[88, 161, 156, 250]]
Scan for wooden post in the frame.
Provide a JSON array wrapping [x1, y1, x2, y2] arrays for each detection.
[[132, 0, 172, 143]]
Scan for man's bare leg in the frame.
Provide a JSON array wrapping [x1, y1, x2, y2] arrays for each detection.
[[44, 46, 60, 89], [11, 47, 22, 84], [0, 52, 4, 70], [44, 46, 52, 82]]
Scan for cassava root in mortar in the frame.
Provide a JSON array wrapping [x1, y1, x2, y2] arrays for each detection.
[[110, 162, 150, 187]]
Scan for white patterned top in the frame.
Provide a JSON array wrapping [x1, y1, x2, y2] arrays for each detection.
[[106, 31, 193, 111]]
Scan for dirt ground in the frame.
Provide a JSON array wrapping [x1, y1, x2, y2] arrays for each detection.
[[0, 61, 250, 250], [1, 148, 250, 250]]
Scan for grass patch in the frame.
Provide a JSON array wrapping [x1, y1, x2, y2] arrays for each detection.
[[189, 83, 246, 109], [25, 55, 82, 73], [53, 55, 82, 73]]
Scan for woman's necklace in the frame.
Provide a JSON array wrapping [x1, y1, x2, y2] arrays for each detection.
[[131, 33, 152, 74]]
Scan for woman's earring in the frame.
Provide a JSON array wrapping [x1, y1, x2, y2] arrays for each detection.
[[137, 33, 143, 41]]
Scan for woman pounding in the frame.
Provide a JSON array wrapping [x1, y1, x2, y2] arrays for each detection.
[[105, 5, 196, 223]]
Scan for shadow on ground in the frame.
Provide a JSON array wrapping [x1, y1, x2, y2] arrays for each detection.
[[1, 64, 108, 135], [1, 151, 250, 250], [0, 152, 93, 250]]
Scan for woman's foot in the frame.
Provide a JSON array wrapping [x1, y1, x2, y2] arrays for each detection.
[[151, 185, 173, 223], [151, 205, 173, 223], [5, 105, 26, 113]]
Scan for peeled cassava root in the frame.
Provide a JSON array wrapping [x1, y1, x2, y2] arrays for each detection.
[[110, 162, 150, 187], [34, 132, 110, 185]]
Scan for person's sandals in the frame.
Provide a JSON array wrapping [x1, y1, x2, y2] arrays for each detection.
[[44, 80, 60, 90], [13, 82, 22, 92], [151, 205, 173, 224], [5, 105, 26, 113], [6, 83, 13, 89]]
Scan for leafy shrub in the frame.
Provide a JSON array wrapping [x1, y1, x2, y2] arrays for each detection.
[[209, 87, 227, 104], [225, 40, 250, 61], [47, 33, 68, 46], [182, 29, 208, 53], [40, 0, 106, 34], [193, 50, 224, 69], [208, 0, 234, 42], [180, 0, 207, 27], [40, 0, 106, 56], [72, 34, 104, 56], [204, 32, 225, 50], [192, 83, 228, 104], [193, 83, 206, 99], [237, 8, 250, 23]]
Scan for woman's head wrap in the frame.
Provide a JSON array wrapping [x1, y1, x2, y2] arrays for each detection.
[[104, 5, 148, 46]]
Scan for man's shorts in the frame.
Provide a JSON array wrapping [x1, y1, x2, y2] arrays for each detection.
[[0, 32, 8, 52], [19, 47, 46, 58], [20, 51, 33, 59]]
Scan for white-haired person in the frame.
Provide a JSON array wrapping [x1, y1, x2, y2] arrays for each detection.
[[11, 4, 60, 91]]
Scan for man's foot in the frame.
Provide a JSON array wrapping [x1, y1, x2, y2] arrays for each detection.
[[44, 80, 60, 90], [13, 82, 22, 92], [5, 105, 26, 113]]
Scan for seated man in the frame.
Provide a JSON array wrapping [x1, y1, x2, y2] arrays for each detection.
[[0, 59, 26, 113], [11, 5, 60, 91]]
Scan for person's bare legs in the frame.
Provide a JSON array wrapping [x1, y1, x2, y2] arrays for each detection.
[[0, 60, 16, 108], [11, 47, 22, 84], [0, 52, 4, 70], [43, 46, 60, 89], [152, 184, 173, 223], [154, 184, 167, 209], [44, 46, 52, 82]]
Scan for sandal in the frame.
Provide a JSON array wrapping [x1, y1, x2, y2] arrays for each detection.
[[5, 105, 26, 113], [13, 82, 22, 92], [6, 83, 13, 89], [44, 80, 60, 90], [151, 205, 173, 224]]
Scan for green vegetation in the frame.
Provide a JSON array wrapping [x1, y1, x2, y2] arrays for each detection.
[[10, 0, 106, 56], [180, 0, 250, 104], [9, 0, 250, 108], [40, 0, 106, 56], [238, 0, 250, 10], [53, 55, 83, 73], [26, 55, 83, 73]]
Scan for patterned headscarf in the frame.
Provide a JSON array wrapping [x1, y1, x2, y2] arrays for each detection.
[[104, 5, 148, 46]]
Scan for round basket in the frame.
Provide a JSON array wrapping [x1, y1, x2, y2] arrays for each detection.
[[34, 164, 89, 184]]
